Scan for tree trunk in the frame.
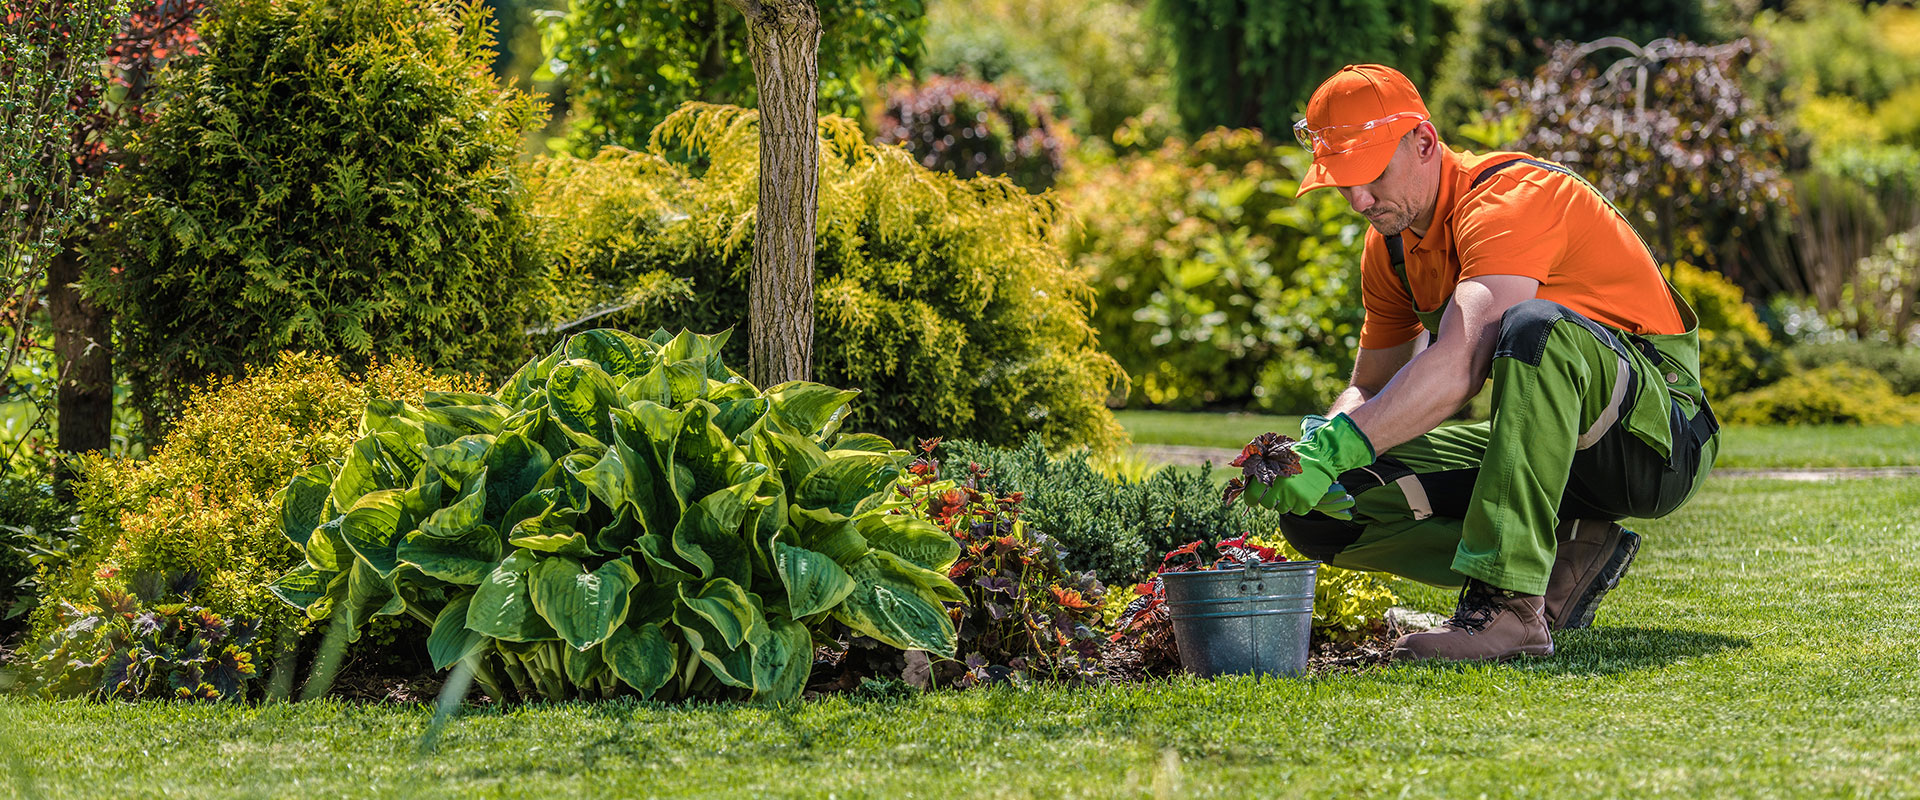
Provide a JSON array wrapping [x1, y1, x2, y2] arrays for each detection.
[[724, 0, 820, 388], [48, 240, 113, 470]]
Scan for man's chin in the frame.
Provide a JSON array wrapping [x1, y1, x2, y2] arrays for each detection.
[[1367, 216, 1411, 236]]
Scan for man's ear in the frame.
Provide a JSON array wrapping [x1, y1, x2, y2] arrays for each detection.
[[1416, 122, 1441, 162]]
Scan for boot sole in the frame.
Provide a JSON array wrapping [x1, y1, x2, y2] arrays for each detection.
[[1390, 643, 1555, 664], [1557, 529, 1640, 631]]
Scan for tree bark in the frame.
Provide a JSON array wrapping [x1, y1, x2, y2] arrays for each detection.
[[48, 240, 113, 459], [723, 0, 820, 388]]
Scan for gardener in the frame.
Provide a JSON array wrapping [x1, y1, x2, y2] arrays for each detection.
[[1243, 64, 1720, 663]]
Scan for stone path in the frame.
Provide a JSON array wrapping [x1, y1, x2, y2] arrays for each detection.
[[1133, 444, 1920, 481]]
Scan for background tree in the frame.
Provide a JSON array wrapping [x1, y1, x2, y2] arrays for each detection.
[[712, 0, 821, 386], [546, 0, 923, 153], [48, 0, 204, 470], [1151, 0, 1453, 136], [0, 0, 127, 478]]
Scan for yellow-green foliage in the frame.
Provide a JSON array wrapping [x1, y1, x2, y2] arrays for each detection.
[[1720, 364, 1920, 426], [527, 104, 1126, 449], [1668, 261, 1779, 396], [35, 353, 483, 647], [1058, 130, 1365, 413], [1248, 534, 1400, 642]]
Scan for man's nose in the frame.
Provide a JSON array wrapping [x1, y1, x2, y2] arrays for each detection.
[[1339, 185, 1374, 213]]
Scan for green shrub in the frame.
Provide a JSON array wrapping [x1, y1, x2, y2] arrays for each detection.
[[876, 76, 1073, 192], [25, 352, 481, 682], [545, 0, 922, 153], [1150, 0, 1454, 136], [526, 104, 1125, 450], [939, 435, 1282, 584], [1668, 261, 1781, 396], [266, 328, 962, 704], [1788, 341, 1920, 396], [1719, 364, 1920, 426], [1057, 130, 1364, 412], [90, 0, 547, 427], [919, 0, 1174, 145], [0, 476, 77, 633]]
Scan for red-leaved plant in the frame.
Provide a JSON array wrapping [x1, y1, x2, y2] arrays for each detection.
[[898, 438, 1107, 687]]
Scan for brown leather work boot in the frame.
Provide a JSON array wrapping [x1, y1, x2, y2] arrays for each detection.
[[1543, 519, 1641, 631], [1390, 580, 1554, 663]]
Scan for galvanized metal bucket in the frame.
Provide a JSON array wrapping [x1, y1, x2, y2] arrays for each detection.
[[1161, 560, 1320, 678]]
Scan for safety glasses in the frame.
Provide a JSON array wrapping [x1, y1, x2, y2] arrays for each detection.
[[1293, 111, 1428, 157]]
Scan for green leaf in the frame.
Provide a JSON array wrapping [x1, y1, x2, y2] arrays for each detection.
[[277, 464, 333, 548], [338, 559, 396, 643], [854, 514, 960, 573], [426, 435, 494, 487], [565, 642, 608, 686], [633, 534, 699, 584], [467, 550, 558, 642], [774, 541, 856, 618], [670, 479, 758, 584], [423, 391, 508, 410], [829, 433, 896, 454], [339, 489, 418, 578], [834, 551, 958, 655], [419, 469, 486, 539], [675, 402, 746, 501], [761, 430, 829, 490], [786, 505, 869, 565], [579, 443, 631, 511], [619, 366, 673, 407], [268, 563, 335, 610], [499, 350, 562, 410], [529, 556, 639, 650], [363, 398, 427, 445], [483, 430, 553, 522], [397, 525, 502, 586], [565, 328, 657, 380], [712, 396, 769, 445], [547, 359, 621, 443], [508, 531, 594, 558], [696, 635, 755, 690], [751, 617, 812, 704], [306, 514, 350, 572], [333, 433, 421, 510], [428, 594, 486, 670], [795, 454, 901, 516], [435, 404, 510, 438], [613, 402, 686, 537], [673, 578, 762, 651], [664, 359, 709, 406], [764, 381, 859, 439], [603, 621, 675, 699]]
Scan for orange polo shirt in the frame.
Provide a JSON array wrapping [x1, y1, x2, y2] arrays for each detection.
[[1356, 147, 1685, 350]]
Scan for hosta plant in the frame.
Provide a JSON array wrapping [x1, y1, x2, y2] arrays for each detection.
[[267, 328, 962, 703]]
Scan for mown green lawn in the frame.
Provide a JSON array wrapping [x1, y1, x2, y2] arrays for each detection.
[[1118, 409, 1920, 469], [3, 474, 1916, 798]]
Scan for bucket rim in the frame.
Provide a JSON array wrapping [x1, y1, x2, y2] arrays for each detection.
[[1158, 559, 1322, 581]]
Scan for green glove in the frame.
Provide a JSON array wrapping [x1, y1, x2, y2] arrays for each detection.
[[1243, 414, 1375, 517], [1300, 413, 1331, 439]]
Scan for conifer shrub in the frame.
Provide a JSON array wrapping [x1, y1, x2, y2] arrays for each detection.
[[526, 104, 1125, 450], [875, 75, 1074, 192], [89, 0, 546, 427], [24, 353, 481, 689], [938, 436, 1282, 584]]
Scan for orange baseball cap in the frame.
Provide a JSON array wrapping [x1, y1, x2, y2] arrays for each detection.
[[1294, 65, 1431, 197]]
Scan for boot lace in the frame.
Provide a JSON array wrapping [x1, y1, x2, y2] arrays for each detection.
[[1447, 580, 1505, 633]]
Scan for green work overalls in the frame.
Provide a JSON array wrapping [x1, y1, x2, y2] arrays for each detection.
[[1277, 158, 1722, 595]]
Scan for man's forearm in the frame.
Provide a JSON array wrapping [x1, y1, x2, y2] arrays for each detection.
[[1345, 342, 1485, 455], [1326, 385, 1373, 417]]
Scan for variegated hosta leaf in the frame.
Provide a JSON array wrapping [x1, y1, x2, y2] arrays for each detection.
[[528, 556, 639, 650]]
